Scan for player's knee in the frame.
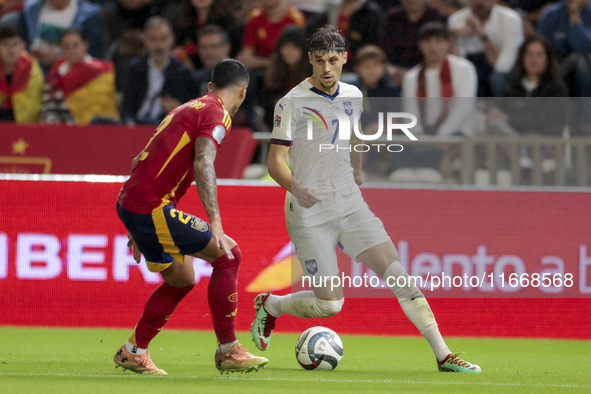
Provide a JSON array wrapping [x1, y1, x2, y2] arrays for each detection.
[[316, 298, 344, 317]]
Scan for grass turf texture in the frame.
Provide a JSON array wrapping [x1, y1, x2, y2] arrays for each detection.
[[0, 327, 589, 394]]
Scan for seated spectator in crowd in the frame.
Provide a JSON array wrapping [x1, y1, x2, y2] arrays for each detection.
[[102, 0, 163, 57], [261, 25, 310, 127], [354, 44, 401, 100], [166, 0, 240, 71], [395, 22, 476, 179], [193, 24, 232, 97], [121, 16, 198, 125], [537, 0, 591, 97], [403, 21, 477, 136], [502, 0, 558, 36], [0, 25, 43, 122], [430, 0, 469, 15], [380, 0, 448, 85], [2, 0, 103, 72], [41, 29, 118, 125], [449, 0, 523, 97], [286, 0, 329, 34], [334, 0, 381, 62], [490, 36, 568, 136], [354, 44, 400, 134], [237, 0, 306, 70]]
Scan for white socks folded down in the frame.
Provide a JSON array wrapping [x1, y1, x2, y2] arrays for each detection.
[[264, 291, 344, 319]]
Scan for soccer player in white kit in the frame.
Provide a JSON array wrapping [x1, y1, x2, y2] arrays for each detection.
[[251, 25, 480, 373]]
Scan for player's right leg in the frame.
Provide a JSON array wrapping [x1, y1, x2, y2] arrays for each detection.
[[252, 220, 345, 351]]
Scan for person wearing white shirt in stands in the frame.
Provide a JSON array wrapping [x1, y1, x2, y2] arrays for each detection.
[[448, 0, 523, 96], [403, 21, 477, 137]]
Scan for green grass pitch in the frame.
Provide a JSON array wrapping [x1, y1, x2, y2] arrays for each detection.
[[0, 327, 589, 394]]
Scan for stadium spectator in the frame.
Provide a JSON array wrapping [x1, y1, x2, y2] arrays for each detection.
[[449, 0, 523, 97], [403, 21, 477, 136], [537, 0, 591, 97], [193, 24, 232, 97], [380, 0, 448, 85], [502, 1, 558, 36], [395, 22, 476, 179], [334, 0, 381, 60], [165, 0, 240, 71], [285, 0, 329, 34], [121, 16, 198, 125], [2, 0, 103, 72], [261, 25, 310, 128], [353, 44, 401, 177], [490, 36, 568, 136], [0, 25, 43, 122], [40, 29, 118, 125], [102, 0, 163, 57], [237, 0, 306, 70], [430, 0, 469, 15]]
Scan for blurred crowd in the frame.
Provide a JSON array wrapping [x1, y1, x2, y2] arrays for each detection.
[[0, 0, 589, 139]]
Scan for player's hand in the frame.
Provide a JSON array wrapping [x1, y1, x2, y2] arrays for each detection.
[[295, 187, 322, 208], [127, 232, 142, 264], [210, 218, 234, 259], [354, 169, 364, 186]]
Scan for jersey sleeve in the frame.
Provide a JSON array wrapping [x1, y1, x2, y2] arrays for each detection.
[[270, 96, 292, 146], [195, 103, 231, 147]]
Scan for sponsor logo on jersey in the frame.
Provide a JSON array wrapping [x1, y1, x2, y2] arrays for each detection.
[[279, 103, 285, 111], [212, 125, 226, 144], [228, 292, 238, 302], [274, 115, 281, 128], [302, 107, 328, 131], [305, 259, 318, 275]]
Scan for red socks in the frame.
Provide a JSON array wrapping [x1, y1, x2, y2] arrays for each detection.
[[208, 245, 241, 344], [129, 246, 241, 348], [130, 282, 194, 349]]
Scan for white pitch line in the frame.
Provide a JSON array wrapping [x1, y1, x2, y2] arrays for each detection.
[[0, 372, 588, 389]]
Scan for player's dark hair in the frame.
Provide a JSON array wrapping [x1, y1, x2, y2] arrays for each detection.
[[198, 24, 230, 45], [417, 22, 449, 42], [60, 28, 88, 44], [0, 25, 25, 42], [308, 25, 346, 57], [211, 59, 250, 89]]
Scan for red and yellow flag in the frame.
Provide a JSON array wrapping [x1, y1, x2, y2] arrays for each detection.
[[0, 52, 43, 123], [46, 58, 119, 125]]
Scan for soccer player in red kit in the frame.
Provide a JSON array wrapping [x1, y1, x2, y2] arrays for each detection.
[[114, 59, 268, 375]]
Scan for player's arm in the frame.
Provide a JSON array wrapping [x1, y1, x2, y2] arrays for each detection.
[[350, 121, 364, 186], [193, 136, 233, 258], [267, 144, 321, 208]]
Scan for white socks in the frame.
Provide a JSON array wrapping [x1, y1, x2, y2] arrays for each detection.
[[423, 325, 452, 362], [264, 292, 343, 319], [218, 340, 239, 353], [125, 341, 147, 355]]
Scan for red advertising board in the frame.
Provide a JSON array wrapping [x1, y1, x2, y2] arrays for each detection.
[[0, 124, 256, 178], [0, 180, 590, 339]]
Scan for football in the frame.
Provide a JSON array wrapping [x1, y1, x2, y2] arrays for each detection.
[[295, 326, 343, 370]]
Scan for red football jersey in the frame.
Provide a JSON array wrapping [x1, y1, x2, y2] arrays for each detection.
[[242, 6, 306, 58], [118, 93, 231, 214]]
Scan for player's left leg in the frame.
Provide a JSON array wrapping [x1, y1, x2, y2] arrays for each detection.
[[191, 236, 268, 374], [340, 209, 481, 373]]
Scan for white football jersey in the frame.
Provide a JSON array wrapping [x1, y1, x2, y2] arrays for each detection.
[[271, 78, 368, 227]]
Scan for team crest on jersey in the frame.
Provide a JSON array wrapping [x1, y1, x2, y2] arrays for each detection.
[[274, 115, 281, 128], [305, 259, 318, 275], [343, 101, 353, 116], [191, 218, 209, 232]]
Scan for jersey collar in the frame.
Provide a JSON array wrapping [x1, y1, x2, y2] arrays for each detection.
[[305, 79, 340, 101]]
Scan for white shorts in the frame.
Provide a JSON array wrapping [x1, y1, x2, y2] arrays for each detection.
[[289, 208, 391, 278]]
